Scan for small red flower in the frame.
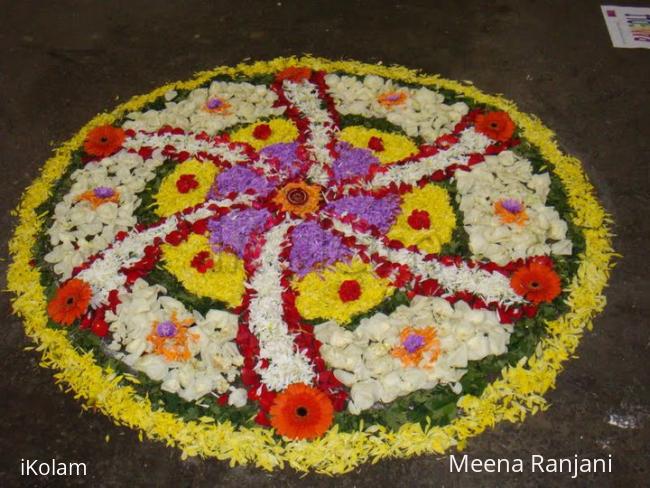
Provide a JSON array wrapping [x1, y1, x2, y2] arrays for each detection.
[[255, 411, 272, 427], [191, 251, 214, 273], [367, 136, 385, 152], [165, 230, 186, 246], [252, 123, 272, 140], [91, 316, 110, 337], [191, 218, 209, 235], [175, 174, 199, 193], [436, 134, 459, 149], [407, 209, 431, 230], [338, 280, 361, 302]]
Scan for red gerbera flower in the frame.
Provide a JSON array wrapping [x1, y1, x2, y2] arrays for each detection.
[[276, 66, 312, 83], [474, 111, 516, 142], [269, 383, 334, 439], [83, 125, 126, 157], [510, 262, 561, 304], [47, 279, 93, 326]]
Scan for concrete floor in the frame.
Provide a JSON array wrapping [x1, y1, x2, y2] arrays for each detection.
[[1, 0, 649, 486]]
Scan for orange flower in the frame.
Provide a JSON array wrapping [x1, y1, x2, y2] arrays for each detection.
[[269, 383, 334, 439], [83, 125, 125, 157], [47, 279, 92, 325], [76, 187, 120, 208], [204, 96, 231, 114], [273, 181, 321, 217], [510, 262, 561, 303], [474, 111, 516, 142], [391, 326, 441, 368], [276, 66, 312, 83], [377, 91, 408, 108], [494, 198, 528, 226], [147, 312, 197, 362]]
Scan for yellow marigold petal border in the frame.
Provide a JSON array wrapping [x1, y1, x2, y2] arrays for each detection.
[[6, 56, 615, 475]]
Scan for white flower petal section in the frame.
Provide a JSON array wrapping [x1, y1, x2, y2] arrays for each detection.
[[44, 151, 163, 280], [314, 296, 512, 414], [123, 82, 284, 134], [105, 279, 244, 402], [247, 220, 316, 391], [325, 74, 469, 142], [455, 150, 573, 265], [281, 80, 337, 185], [325, 215, 524, 305]]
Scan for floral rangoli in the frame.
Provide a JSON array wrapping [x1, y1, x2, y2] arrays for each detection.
[[7, 57, 613, 474]]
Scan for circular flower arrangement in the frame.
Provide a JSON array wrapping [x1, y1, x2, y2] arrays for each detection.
[[8, 57, 614, 474]]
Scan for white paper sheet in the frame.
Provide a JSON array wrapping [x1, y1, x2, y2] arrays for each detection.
[[601, 5, 650, 48]]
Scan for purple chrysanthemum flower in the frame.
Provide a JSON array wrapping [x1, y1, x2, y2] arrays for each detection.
[[326, 194, 400, 233], [156, 321, 177, 338], [93, 186, 115, 198], [208, 208, 271, 257], [403, 333, 425, 353], [331, 142, 378, 181], [208, 166, 273, 199], [260, 142, 303, 178], [289, 221, 352, 276]]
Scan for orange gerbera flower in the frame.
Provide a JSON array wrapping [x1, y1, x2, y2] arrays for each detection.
[[47, 279, 92, 326], [474, 111, 516, 142], [510, 262, 562, 303], [276, 66, 312, 83], [76, 187, 120, 208], [377, 91, 408, 108], [269, 383, 334, 439], [83, 125, 126, 157], [391, 326, 441, 368], [273, 181, 321, 217]]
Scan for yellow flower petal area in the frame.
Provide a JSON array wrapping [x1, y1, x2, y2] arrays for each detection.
[[292, 258, 394, 325], [154, 159, 219, 217], [387, 185, 456, 253], [230, 118, 298, 151], [7, 56, 615, 474], [161, 233, 245, 308], [338, 126, 418, 164]]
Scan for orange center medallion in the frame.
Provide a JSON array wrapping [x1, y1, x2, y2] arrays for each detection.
[[274, 181, 321, 217]]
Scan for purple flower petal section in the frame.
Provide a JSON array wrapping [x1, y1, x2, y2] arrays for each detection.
[[208, 208, 271, 257], [326, 194, 400, 233], [332, 142, 378, 181], [289, 221, 351, 276], [260, 142, 302, 178], [208, 165, 273, 199]]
